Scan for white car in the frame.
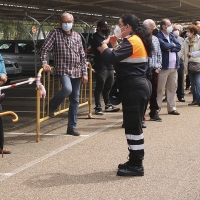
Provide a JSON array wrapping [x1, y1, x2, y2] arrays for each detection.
[[2, 56, 23, 83]]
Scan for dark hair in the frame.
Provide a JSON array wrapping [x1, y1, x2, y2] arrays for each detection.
[[187, 25, 198, 35], [97, 20, 108, 28], [121, 14, 153, 57]]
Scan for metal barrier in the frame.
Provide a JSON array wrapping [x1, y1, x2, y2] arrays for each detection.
[[36, 62, 93, 142]]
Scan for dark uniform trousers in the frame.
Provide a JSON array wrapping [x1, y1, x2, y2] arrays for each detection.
[[119, 76, 152, 166]]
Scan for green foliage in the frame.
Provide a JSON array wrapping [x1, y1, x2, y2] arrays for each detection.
[[0, 20, 58, 40]]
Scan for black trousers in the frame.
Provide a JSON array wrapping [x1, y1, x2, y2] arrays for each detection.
[[186, 75, 190, 89], [149, 69, 159, 116], [176, 62, 185, 99], [94, 69, 114, 107], [119, 76, 152, 166], [0, 104, 4, 149]]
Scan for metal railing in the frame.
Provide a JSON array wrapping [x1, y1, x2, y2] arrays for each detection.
[[36, 62, 93, 142]]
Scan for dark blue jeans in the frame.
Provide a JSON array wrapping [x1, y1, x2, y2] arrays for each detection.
[[188, 72, 200, 103], [50, 75, 81, 129]]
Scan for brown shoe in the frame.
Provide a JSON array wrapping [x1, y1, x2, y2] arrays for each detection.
[[0, 149, 11, 154], [168, 110, 180, 115]]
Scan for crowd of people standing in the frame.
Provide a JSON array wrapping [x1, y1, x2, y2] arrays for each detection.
[[1, 11, 200, 177]]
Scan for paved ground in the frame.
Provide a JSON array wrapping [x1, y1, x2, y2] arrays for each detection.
[[0, 90, 200, 200]]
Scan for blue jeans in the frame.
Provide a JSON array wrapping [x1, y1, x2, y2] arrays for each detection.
[[188, 72, 200, 103], [50, 75, 81, 129]]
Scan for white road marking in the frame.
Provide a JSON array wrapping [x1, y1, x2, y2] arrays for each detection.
[[0, 119, 122, 182], [5, 132, 90, 137]]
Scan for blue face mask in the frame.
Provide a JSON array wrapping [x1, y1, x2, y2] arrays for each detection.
[[62, 23, 73, 31]]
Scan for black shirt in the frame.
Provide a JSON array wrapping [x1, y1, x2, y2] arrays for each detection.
[[91, 32, 114, 70]]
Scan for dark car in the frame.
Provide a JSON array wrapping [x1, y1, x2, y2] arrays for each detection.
[[0, 40, 54, 75]]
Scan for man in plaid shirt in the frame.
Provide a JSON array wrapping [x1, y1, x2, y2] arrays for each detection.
[[41, 12, 88, 136], [143, 19, 162, 122]]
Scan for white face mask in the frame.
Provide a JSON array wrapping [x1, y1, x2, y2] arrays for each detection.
[[62, 23, 73, 31], [166, 25, 173, 34], [173, 30, 179, 37], [114, 25, 122, 38], [186, 31, 192, 38]]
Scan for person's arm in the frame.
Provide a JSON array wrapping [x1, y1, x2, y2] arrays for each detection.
[[158, 37, 176, 51], [156, 41, 162, 70], [171, 36, 181, 52], [191, 50, 200, 57], [178, 42, 185, 60], [101, 39, 133, 64], [78, 35, 88, 84], [40, 29, 56, 71], [0, 54, 7, 85]]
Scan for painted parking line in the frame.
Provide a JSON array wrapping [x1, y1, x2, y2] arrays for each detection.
[[0, 118, 122, 182], [5, 132, 89, 137]]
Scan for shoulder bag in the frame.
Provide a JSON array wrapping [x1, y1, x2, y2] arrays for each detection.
[[188, 46, 200, 73]]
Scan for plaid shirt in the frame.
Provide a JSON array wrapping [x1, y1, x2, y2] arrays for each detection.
[[41, 28, 87, 78], [149, 35, 162, 69]]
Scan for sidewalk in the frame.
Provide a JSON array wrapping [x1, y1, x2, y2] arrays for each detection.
[[0, 92, 200, 200]]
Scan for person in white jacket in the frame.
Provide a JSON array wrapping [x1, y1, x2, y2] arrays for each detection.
[[178, 25, 200, 106]]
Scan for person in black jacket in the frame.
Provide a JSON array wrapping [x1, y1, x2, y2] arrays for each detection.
[[91, 20, 119, 115]]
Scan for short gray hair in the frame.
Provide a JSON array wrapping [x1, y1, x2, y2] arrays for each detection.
[[60, 12, 74, 20], [143, 19, 155, 28]]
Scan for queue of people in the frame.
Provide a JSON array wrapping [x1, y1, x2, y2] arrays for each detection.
[[1, 11, 200, 177], [38, 12, 200, 176]]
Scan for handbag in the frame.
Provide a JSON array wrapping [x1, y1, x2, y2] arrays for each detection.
[[188, 45, 200, 73], [188, 61, 200, 73]]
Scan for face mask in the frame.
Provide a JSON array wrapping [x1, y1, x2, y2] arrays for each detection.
[[62, 23, 73, 31], [101, 28, 109, 35], [186, 32, 191, 38], [166, 25, 173, 34], [173, 30, 179, 37], [114, 25, 122, 38], [152, 28, 158, 36]]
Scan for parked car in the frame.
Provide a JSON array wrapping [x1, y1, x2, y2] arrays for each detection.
[[2, 56, 23, 83], [0, 40, 54, 75]]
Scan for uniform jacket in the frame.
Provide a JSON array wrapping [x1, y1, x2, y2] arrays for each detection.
[[157, 31, 181, 70], [101, 34, 148, 78]]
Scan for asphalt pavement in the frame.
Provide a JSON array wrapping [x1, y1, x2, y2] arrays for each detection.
[[0, 83, 200, 200]]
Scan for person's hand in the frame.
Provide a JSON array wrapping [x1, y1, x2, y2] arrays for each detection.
[[102, 36, 110, 44], [0, 74, 7, 84], [155, 69, 161, 73], [42, 63, 51, 72], [0, 80, 4, 86], [187, 52, 192, 58], [82, 75, 88, 84], [109, 35, 118, 47]]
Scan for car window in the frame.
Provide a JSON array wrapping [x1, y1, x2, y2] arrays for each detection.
[[0, 42, 15, 53], [18, 43, 34, 54]]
